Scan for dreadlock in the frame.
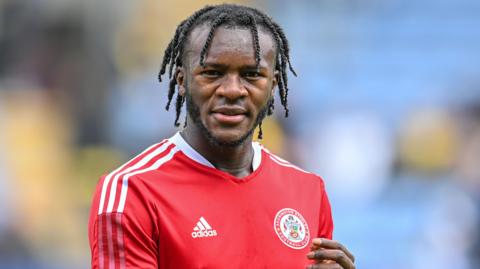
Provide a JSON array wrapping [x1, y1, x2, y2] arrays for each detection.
[[158, 4, 296, 137]]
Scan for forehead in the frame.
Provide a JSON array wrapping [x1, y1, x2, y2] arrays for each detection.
[[183, 24, 276, 67]]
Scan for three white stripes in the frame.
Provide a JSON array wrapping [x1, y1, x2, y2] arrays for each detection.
[[117, 147, 179, 212], [97, 139, 178, 269], [193, 217, 213, 231], [98, 139, 177, 214], [106, 141, 172, 213], [97, 142, 162, 215]]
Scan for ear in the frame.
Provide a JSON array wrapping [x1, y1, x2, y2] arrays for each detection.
[[271, 70, 279, 96], [176, 67, 186, 97]]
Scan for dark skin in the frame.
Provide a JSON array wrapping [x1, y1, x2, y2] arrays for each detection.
[[176, 24, 355, 269], [306, 238, 356, 269]]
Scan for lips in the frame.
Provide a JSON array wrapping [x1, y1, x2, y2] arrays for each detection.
[[211, 106, 248, 125]]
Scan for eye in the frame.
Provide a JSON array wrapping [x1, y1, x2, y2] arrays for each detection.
[[201, 70, 222, 78], [244, 71, 261, 79]]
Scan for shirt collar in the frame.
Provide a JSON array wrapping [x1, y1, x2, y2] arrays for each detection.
[[169, 132, 262, 171]]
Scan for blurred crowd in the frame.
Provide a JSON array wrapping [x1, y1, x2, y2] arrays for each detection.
[[0, 0, 479, 268]]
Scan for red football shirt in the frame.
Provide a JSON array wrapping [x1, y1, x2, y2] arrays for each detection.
[[88, 132, 333, 269]]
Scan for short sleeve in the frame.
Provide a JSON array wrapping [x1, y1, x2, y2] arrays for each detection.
[[88, 175, 158, 269], [317, 179, 334, 239]]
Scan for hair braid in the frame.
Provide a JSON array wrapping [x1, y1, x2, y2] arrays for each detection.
[[160, 6, 216, 112], [199, 13, 228, 67], [165, 77, 177, 110], [158, 22, 184, 82], [168, 6, 216, 78], [246, 13, 261, 67], [271, 21, 297, 76], [254, 12, 291, 117], [173, 91, 185, 127], [268, 98, 275, 116], [258, 121, 264, 139], [274, 57, 289, 117]]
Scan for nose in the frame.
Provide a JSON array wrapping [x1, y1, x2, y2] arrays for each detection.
[[216, 74, 248, 101]]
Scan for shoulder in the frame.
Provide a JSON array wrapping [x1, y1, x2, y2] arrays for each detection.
[[106, 139, 179, 181], [93, 139, 180, 215], [257, 143, 325, 185]]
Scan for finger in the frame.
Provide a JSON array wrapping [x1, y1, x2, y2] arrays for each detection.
[[306, 263, 343, 269], [307, 249, 355, 269], [311, 238, 355, 263], [310, 244, 321, 251], [312, 260, 336, 265]]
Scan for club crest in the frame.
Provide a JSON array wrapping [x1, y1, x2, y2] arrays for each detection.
[[273, 208, 310, 249]]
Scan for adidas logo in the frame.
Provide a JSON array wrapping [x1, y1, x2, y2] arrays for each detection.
[[191, 217, 218, 238]]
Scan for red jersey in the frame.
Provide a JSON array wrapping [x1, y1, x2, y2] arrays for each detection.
[[88, 132, 333, 269]]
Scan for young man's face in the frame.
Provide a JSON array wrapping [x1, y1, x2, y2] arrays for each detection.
[[177, 24, 278, 146]]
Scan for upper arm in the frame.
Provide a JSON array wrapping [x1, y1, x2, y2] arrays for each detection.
[[89, 175, 158, 269]]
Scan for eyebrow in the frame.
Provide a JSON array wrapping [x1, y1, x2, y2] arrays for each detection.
[[200, 62, 268, 70], [200, 63, 228, 69]]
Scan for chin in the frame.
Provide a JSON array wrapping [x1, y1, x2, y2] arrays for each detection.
[[203, 125, 255, 147]]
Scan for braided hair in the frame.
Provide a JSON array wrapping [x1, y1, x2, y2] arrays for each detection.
[[158, 4, 296, 139]]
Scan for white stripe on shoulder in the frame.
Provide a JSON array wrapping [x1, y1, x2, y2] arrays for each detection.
[[260, 145, 311, 174], [104, 140, 173, 213], [259, 145, 290, 164], [252, 142, 262, 171], [116, 146, 180, 213], [169, 132, 215, 168], [97, 142, 163, 215], [268, 155, 311, 174]]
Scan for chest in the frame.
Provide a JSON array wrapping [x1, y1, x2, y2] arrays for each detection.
[[150, 171, 322, 269]]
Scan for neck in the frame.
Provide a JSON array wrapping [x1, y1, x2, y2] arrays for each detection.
[[180, 123, 254, 178]]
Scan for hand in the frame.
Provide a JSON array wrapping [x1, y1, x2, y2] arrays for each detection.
[[305, 238, 355, 269]]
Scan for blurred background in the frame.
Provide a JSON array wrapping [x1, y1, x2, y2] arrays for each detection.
[[0, 0, 479, 268]]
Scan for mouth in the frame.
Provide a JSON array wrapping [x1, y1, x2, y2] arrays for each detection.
[[211, 106, 248, 125]]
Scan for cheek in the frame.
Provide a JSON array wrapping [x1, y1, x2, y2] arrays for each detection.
[[188, 83, 215, 112], [249, 82, 273, 107]]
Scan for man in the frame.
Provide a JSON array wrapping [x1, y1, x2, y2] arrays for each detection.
[[89, 4, 355, 269]]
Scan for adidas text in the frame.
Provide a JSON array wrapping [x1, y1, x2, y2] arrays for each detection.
[[191, 229, 217, 238]]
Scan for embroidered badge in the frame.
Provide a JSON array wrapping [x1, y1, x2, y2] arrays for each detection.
[[274, 208, 310, 249]]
